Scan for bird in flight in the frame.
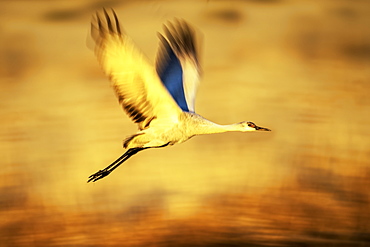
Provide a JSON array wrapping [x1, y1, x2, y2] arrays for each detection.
[[88, 9, 271, 183]]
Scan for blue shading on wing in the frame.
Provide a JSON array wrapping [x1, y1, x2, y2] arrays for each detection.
[[156, 36, 190, 112]]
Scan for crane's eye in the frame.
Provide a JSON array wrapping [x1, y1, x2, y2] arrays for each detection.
[[247, 122, 255, 128]]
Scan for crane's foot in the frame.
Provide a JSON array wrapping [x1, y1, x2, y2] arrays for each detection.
[[87, 169, 111, 183]]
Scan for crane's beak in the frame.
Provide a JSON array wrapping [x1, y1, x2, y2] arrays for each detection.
[[255, 125, 271, 131]]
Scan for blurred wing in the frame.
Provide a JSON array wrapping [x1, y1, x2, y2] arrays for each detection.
[[91, 9, 182, 130], [156, 20, 201, 113]]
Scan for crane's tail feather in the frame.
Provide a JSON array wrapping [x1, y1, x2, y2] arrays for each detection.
[[87, 147, 145, 183]]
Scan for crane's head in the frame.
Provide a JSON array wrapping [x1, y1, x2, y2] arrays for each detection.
[[238, 121, 271, 132]]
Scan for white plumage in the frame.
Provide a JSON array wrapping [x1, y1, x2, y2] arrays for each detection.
[[88, 9, 271, 182]]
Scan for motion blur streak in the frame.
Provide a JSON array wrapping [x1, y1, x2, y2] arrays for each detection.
[[1, 0, 369, 246]]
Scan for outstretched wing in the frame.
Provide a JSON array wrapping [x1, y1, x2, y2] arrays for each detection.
[[91, 9, 182, 130], [156, 20, 201, 113]]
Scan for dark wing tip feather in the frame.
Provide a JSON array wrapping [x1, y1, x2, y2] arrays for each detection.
[[111, 9, 122, 35], [96, 13, 104, 37], [103, 8, 113, 33]]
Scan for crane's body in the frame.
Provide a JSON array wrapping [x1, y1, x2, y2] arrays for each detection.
[[87, 9, 271, 182]]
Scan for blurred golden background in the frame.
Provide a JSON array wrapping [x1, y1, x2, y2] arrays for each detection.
[[1, 0, 369, 246]]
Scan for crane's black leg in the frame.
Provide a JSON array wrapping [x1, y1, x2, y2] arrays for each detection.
[[87, 147, 146, 183]]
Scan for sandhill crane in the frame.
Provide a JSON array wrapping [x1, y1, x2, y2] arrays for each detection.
[[88, 9, 271, 183]]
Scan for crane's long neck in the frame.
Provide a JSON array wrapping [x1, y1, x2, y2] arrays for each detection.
[[194, 122, 242, 135], [190, 115, 244, 135]]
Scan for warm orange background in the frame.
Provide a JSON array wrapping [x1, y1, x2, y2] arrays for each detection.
[[1, 0, 369, 246]]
